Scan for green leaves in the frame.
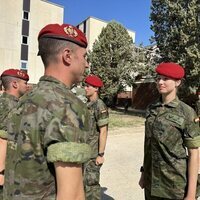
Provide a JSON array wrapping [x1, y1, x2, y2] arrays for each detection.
[[150, 0, 200, 89]]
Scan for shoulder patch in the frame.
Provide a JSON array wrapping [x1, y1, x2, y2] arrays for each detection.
[[194, 117, 200, 123], [101, 109, 107, 114]]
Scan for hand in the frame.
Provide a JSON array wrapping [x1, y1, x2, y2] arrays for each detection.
[[139, 173, 145, 189], [0, 175, 4, 185], [95, 156, 104, 166]]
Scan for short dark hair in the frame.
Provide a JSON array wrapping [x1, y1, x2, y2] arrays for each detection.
[[1, 76, 19, 90], [38, 38, 78, 67]]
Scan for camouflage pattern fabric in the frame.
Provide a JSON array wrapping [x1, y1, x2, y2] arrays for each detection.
[[0, 93, 19, 139], [84, 159, 101, 200], [0, 92, 19, 200], [145, 188, 182, 200], [196, 99, 200, 116], [71, 85, 88, 103], [84, 98, 109, 200], [144, 97, 200, 199], [195, 99, 200, 196], [3, 76, 92, 200]]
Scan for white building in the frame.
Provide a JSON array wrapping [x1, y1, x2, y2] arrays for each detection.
[[0, 0, 63, 84], [77, 16, 136, 50]]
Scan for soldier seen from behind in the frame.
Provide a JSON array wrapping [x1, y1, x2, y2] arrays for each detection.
[[1, 24, 92, 200]]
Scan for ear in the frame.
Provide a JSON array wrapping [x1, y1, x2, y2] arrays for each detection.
[[175, 80, 181, 87], [62, 48, 72, 65], [12, 81, 18, 89]]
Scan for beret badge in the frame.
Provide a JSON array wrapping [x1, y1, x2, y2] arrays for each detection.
[[64, 26, 78, 38]]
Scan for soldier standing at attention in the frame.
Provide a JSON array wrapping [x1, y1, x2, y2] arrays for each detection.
[[84, 75, 109, 200], [139, 62, 200, 200], [1, 24, 92, 200], [0, 69, 29, 199]]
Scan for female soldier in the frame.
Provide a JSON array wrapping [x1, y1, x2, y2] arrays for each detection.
[[139, 62, 200, 200]]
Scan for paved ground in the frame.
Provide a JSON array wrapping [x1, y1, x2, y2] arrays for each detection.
[[100, 127, 145, 200]]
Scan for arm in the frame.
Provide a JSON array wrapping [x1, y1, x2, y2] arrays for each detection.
[[54, 162, 85, 200], [96, 125, 108, 165], [0, 138, 7, 185], [184, 148, 199, 200]]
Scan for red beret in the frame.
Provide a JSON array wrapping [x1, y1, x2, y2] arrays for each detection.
[[38, 24, 87, 48], [156, 62, 185, 79], [1, 69, 29, 81], [85, 75, 103, 88]]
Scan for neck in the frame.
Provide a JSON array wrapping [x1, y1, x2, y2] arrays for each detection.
[[162, 91, 176, 104], [89, 93, 98, 102], [5, 90, 19, 98], [44, 65, 72, 88]]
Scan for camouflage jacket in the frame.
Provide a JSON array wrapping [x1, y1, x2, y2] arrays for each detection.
[[0, 92, 18, 139], [3, 76, 92, 200], [87, 98, 109, 158], [144, 97, 200, 199], [195, 99, 200, 116]]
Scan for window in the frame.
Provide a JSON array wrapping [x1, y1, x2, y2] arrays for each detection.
[[21, 61, 28, 70], [22, 36, 28, 45], [23, 11, 29, 20]]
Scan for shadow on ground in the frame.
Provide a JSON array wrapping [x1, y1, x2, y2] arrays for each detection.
[[110, 107, 146, 117], [101, 187, 115, 200]]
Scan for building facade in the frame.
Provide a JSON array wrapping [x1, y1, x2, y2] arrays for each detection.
[[77, 16, 136, 50], [0, 0, 63, 84]]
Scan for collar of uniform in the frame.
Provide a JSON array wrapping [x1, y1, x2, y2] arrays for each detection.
[[2, 92, 19, 102], [87, 98, 98, 107], [39, 75, 70, 89], [152, 96, 180, 108]]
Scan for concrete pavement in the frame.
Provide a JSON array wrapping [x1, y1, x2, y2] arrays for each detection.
[[100, 127, 145, 200]]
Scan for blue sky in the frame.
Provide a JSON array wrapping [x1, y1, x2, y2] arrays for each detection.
[[50, 0, 154, 46]]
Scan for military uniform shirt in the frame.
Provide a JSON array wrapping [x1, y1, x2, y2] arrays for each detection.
[[3, 76, 92, 200], [0, 92, 18, 139], [196, 99, 200, 116], [144, 97, 200, 199], [87, 98, 109, 158]]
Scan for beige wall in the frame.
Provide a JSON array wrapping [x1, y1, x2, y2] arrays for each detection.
[[78, 17, 136, 50], [0, 0, 64, 84], [0, 0, 23, 71], [28, 0, 63, 83]]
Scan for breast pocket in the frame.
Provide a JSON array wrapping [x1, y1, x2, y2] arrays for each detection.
[[158, 114, 186, 159]]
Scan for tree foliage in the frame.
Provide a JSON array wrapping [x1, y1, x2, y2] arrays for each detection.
[[150, 0, 200, 89], [88, 21, 155, 105]]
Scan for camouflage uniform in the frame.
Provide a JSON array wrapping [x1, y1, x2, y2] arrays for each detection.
[[0, 93, 19, 200], [71, 85, 88, 103], [196, 99, 200, 116], [84, 98, 109, 200], [2, 76, 92, 200], [195, 99, 200, 196], [144, 97, 200, 200]]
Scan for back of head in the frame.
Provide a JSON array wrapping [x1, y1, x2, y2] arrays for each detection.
[[37, 24, 88, 67], [0, 68, 29, 91]]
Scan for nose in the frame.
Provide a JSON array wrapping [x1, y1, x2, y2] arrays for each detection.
[[157, 78, 164, 85]]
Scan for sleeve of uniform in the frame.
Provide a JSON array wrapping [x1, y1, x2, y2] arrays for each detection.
[[0, 103, 9, 139], [44, 106, 92, 164], [183, 107, 200, 148], [96, 100, 109, 127], [0, 129, 7, 139]]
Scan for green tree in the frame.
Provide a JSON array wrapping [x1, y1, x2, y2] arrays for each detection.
[[150, 0, 200, 89], [88, 21, 146, 106]]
